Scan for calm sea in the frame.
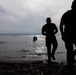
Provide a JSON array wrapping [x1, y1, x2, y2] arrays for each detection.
[[0, 34, 66, 63]]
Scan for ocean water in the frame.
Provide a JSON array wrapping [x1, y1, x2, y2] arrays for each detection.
[[0, 34, 66, 63]]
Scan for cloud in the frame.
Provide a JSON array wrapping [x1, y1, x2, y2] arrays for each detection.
[[0, 0, 74, 34]]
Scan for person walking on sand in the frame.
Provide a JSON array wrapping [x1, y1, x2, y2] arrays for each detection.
[[42, 17, 58, 63], [60, 0, 76, 66]]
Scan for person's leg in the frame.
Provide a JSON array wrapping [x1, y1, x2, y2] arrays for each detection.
[[46, 38, 51, 63], [73, 40, 76, 60], [65, 41, 74, 66], [47, 45, 51, 62], [51, 38, 58, 60]]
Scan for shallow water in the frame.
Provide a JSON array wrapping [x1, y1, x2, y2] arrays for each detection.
[[0, 34, 66, 63]]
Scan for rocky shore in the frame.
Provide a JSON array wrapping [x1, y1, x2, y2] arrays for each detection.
[[0, 60, 76, 75]]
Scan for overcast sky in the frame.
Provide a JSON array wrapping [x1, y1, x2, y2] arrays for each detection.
[[0, 0, 74, 34]]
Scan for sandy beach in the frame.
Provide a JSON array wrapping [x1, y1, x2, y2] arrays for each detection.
[[0, 60, 76, 75]]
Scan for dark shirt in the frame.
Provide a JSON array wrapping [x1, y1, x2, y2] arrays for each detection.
[[42, 23, 57, 38], [61, 10, 76, 37]]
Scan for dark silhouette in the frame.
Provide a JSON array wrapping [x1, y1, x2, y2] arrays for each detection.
[[60, 0, 76, 66], [33, 36, 37, 42], [42, 17, 58, 63]]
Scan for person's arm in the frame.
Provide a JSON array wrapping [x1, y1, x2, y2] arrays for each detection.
[[54, 24, 58, 34], [60, 16, 66, 41], [42, 26, 46, 36], [60, 17, 64, 36]]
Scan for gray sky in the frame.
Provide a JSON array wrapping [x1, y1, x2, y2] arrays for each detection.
[[0, 0, 74, 34]]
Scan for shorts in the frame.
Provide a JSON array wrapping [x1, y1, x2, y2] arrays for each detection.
[[45, 36, 57, 47]]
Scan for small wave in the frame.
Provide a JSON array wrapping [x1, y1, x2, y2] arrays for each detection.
[[0, 56, 12, 59], [35, 51, 47, 56], [56, 52, 65, 54], [0, 42, 7, 44], [0, 55, 26, 59], [18, 56, 26, 58], [21, 49, 29, 53], [29, 53, 47, 56]]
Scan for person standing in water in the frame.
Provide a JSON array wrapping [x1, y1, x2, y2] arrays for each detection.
[[42, 17, 58, 63]]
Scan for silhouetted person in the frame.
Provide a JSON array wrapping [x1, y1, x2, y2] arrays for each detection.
[[60, 0, 76, 66], [33, 36, 37, 42], [42, 17, 58, 63]]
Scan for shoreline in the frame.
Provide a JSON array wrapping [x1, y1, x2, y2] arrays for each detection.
[[0, 60, 63, 75], [0, 60, 76, 75]]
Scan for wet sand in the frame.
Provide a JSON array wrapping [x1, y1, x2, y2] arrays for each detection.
[[0, 60, 76, 75]]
